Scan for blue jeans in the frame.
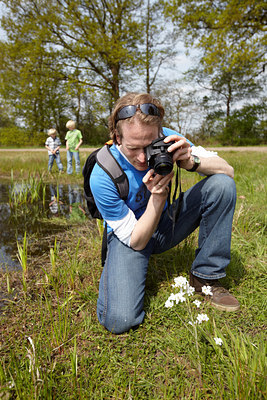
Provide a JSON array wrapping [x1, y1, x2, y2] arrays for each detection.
[[48, 154, 63, 172], [68, 184, 82, 205], [67, 150, 80, 174], [97, 174, 236, 334]]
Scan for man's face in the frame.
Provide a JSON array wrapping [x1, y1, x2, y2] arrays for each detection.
[[116, 119, 159, 171]]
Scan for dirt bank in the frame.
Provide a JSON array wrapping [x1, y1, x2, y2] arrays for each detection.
[[1, 146, 267, 152], [205, 146, 267, 152]]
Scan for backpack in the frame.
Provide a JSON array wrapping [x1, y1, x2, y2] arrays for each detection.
[[82, 142, 129, 265]]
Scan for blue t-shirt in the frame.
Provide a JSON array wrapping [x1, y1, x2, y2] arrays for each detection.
[[90, 128, 193, 233]]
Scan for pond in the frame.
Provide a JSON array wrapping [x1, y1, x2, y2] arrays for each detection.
[[0, 182, 89, 271]]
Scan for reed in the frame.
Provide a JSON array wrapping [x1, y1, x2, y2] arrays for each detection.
[[16, 232, 28, 294], [9, 172, 46, 207]]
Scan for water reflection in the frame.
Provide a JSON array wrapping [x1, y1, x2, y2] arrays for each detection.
[[0, 182, 88, 270], [0, 201, 19, 269], [49, 184, 65, 216], [68, 184, 86, 220]]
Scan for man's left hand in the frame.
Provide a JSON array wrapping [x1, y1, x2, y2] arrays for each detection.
[[164, 135, 193, 170]]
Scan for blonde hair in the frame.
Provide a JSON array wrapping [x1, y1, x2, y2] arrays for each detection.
[[48, 128, 57, 136], [109, 92, 164, 143], [66, 120, 76, 130]]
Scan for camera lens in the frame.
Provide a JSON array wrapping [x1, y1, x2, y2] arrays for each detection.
[[153, 153, 173, 176]]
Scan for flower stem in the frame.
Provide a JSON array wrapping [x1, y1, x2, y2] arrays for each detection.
[[186, 298, 202, 386]]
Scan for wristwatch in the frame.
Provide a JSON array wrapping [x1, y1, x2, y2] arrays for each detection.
[[186, 155, 201, 172]]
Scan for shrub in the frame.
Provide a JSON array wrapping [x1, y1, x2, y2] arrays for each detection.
[[0, 126, 46, 147], [221, 104, 267, 146]]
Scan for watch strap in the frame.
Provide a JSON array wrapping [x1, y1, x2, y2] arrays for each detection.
[[186, 156, 200, 172]]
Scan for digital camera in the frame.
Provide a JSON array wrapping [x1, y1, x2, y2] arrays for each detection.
[[145, 136, 175, 176]]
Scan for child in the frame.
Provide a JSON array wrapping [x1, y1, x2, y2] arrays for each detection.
[[45, 128, 63, 172], [65, 120, 83, 174]]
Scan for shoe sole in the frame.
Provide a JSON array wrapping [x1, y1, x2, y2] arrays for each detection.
[[194, 292, 240, 312], [211, 301, 240, 312]]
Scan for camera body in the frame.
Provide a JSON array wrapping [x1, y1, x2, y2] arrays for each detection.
[[145, 136, 175, 176]]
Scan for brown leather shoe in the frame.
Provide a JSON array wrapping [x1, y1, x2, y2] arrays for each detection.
[[190, 272, 240, 312]]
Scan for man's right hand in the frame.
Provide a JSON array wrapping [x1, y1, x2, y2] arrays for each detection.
[[142, 169, 174, 197], [130, 169, 173, 251]]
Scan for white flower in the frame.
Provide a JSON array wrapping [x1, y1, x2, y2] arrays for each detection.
[[214, 337, 223, 346], [169, 292, 176, 300], [202, 285, 213, 296], [165, 298, 174, 308], [186, 285, 195, 296], [172, 276, 188, 289], [175, 291, 186, 303], [193, 300, 201, 308], [196, 313, 209, 324], [168, 291, 186, 304]]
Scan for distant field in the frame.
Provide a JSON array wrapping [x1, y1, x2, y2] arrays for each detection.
[[0, 146, 266, 151]]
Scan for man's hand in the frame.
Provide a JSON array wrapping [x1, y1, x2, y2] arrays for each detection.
[[164, 135, 193, 170], [164, 134, 234, 177], [143, 169, 174, 197], [131, 169, 174, 251]]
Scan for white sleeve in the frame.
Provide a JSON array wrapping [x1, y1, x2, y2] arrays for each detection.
[[106, 209, 137, 247], [190, 146, 219, 176], [191, 145, 218, 158]]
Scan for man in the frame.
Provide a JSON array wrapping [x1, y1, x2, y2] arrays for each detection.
[[90, 92, 239, 334]]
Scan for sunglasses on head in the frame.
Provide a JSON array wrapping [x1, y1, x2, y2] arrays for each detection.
[[115, 103, 160, 122]]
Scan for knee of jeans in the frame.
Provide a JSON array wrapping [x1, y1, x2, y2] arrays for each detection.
[[208, 174, 236, 202], [102, 309, 142, 335]]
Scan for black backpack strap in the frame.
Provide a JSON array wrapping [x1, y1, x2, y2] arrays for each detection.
[[101, 222, 108, 267], [96, 145, 129, 266], [96, 145, 129, 200]]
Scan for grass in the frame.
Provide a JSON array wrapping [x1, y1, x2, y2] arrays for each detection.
[[0, 150, 91, 184], [0, 150, 266, 399]]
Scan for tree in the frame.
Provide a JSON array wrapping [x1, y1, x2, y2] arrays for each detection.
[[141, 0, 178, 93], [153, 80, 201, 138], [0, 100, 14, 128], [164, 0, 266, 71], [163, 0, 266, 116], [220, 102, 267, 145], [186, 57, 263, 118], [0, 37, 70, 133], [2, 0, 146, 105]]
